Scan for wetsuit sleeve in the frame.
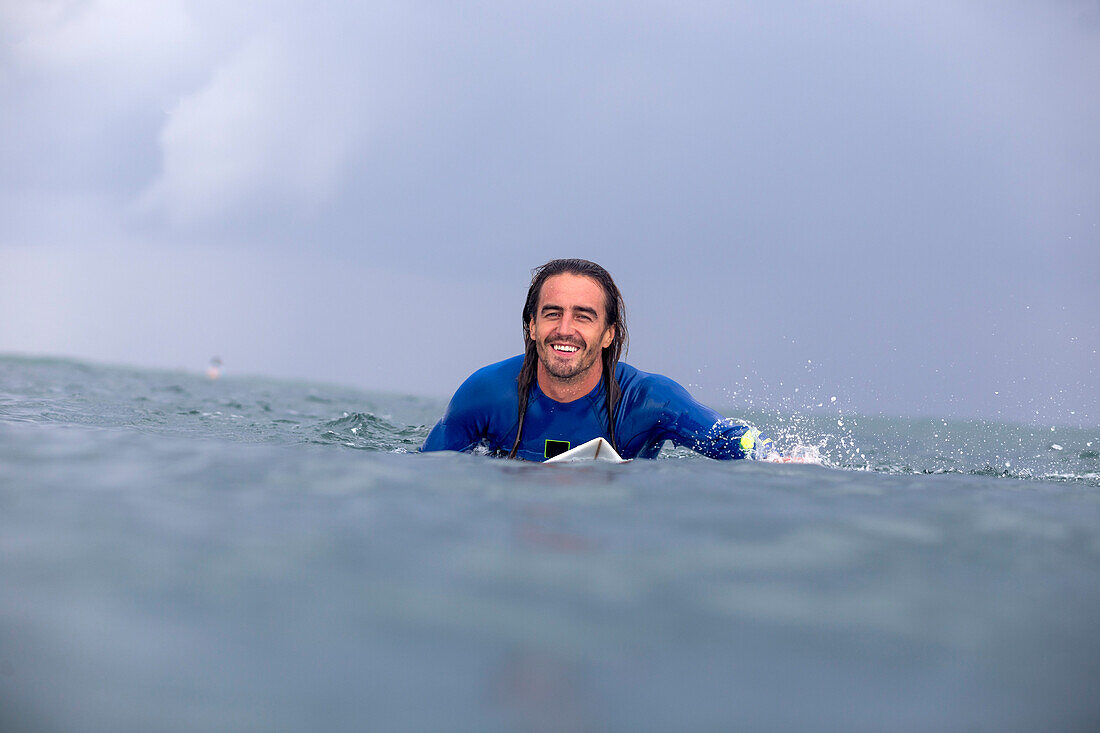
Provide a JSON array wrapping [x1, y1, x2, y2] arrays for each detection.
[[644, 375, 776, 460], [420, 371, 497, 453]]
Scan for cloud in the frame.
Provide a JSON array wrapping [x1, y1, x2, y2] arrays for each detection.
[[5, 0, 199, 85], [1, 1, 1097, 424], [137, 31, 365, 223]]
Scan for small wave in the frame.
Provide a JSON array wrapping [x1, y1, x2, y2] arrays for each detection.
[[972, 465, 1016, 479], [312, 411, 428, 451]]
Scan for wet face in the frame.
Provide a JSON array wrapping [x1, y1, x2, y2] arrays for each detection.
[[528, 273, 615, 386]]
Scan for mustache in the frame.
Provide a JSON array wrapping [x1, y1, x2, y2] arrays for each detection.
[[545, 334, 586, 348]]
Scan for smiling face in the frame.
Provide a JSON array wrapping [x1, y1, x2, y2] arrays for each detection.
[[528, 273, 616, 397]]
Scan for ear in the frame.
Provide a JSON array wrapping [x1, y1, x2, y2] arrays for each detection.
[[601, 324, 615, 349]]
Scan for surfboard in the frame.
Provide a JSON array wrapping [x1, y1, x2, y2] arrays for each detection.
[[544, 437, 631, 464], [543, 437, 818, 464]]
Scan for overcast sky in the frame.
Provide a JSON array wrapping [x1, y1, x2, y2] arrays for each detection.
[[1, 0, 1097, 426]]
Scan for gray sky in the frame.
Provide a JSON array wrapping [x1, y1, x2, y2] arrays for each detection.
[[2, 0, 1097, 426]]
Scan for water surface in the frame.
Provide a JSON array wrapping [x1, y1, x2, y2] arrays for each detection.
[[1, 355, 1097, 732]]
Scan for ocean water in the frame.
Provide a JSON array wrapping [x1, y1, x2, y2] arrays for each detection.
[[1, 354, 1098, 732]]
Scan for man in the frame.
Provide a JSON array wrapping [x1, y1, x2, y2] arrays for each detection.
[[421, 258, 778, 461]]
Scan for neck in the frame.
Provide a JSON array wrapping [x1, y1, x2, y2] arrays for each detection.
[[536, 361, 603, 403]]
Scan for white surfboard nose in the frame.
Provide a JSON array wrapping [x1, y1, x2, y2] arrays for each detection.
[[544, 437, 630, 464]]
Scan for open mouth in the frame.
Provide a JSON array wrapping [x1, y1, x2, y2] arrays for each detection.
[[551, 343, 580, 354]]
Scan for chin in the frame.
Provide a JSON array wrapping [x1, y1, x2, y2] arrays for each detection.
[[545, 358, 598, 382], [542, 359, 578, 379], [547, 367, 583, 381]]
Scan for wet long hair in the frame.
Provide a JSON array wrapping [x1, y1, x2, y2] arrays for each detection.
[[507, 259, 629, 459]]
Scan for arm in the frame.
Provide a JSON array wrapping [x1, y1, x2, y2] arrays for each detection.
[[647, 375, 777, 460], [420, 375, 488, 453]]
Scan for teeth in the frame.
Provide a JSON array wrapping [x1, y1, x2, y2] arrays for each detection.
[[553, 344, 578, 352]]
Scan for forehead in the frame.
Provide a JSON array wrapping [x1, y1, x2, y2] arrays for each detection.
[[536, 273, 605, 313]]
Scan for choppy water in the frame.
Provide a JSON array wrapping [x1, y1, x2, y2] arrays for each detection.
[[1, 354, 1098, 732]]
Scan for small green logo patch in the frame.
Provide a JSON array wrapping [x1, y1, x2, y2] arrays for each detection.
[[544, 439, 571, 459]]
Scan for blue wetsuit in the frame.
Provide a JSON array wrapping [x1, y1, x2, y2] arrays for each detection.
[[421, 355, 774, 461]]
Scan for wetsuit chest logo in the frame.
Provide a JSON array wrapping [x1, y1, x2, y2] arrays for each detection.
[[544, 440, 570, 459]]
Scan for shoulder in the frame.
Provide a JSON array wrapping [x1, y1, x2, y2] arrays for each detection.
[[614, 361, 692, 400], [423, 356, 523, 453]]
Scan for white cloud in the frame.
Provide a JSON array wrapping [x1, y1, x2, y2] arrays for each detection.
[[1, 1, 1096, 423], [7, 0, 199, 83], [138, 31, 366, 223]]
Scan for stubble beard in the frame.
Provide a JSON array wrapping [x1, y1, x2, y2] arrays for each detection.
[[535, 338, 602, 383]]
